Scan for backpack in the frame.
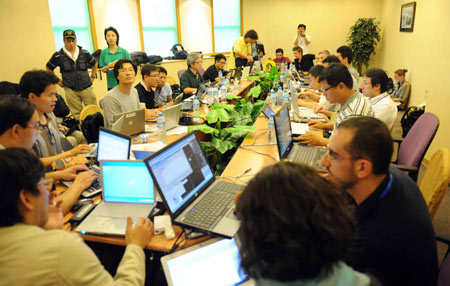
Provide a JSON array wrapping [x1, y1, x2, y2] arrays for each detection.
[[170, 44, 188, 59], [81, 112, 104, 143], [148, 55, 163, 64], [130, 51, 148, 67], [53, 94, 71, 118], [400, 106, 425, 138]]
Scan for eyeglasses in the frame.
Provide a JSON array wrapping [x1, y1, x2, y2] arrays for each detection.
[[320, 84, 338, 93], [194, 61, 203, 65], [25, 123, 40, 131], [326, 147, 360, 161], [217, 61, 226, 64], [149, 74, 159, 78]]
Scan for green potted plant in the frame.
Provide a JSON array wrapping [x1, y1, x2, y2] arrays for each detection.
[[188, 86, 265, 174], [247, 66, 280, 98], [347, 17, 381, 74]]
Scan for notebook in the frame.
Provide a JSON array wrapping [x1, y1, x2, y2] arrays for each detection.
[[161, 237, 250, 286], [112, 108, 145, 136], [273, 105, 327, 171], [162, 104, 182, 131], [76, 160, 155, 236], [144, 132, 242, 238]]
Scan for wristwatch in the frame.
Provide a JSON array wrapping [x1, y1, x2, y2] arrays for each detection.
[[90, 75, 96, 79]]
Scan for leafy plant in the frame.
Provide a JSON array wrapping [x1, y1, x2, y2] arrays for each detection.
[[188, 86, 265, 174], [246, 66, 280, 98], [347, 18, 381, 74]]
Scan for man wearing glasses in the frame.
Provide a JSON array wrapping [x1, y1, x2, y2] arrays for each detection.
[[321, 116, 437, 286], [203, 54, 228, 83], [298, 63, 373, 146], [180, 52, 205, 95]]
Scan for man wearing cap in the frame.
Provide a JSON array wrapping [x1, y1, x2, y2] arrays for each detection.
[[46, 30, 98, 121]]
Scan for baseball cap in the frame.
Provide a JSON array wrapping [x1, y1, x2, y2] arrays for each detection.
[[63, 29, 76, 39]]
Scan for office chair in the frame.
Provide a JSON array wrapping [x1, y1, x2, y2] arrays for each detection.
[[419, 148, 450, 220], [177, 69, 186, 80], [391, 112, 439, 182], [80, 105, 104, 123], [166, 75, 177, 86], [198, 66, 205, 76], [436, 232, 450, 286]]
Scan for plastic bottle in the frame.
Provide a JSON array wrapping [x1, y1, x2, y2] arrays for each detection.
[[133, 133, 149, 144], [276, 86, 283, 106], [206, 85, 213, 105], [218, 70, 223, 83], [268, 117, 276, 145], [282, 89, 290, 108], [193, 96, 200, 122], [234, 79, 239, 93], [212, 86, 219, 104], [280, 72, 285, 89], [270, 89, 277, 107], [157, 112, 166, 143], [220, 83, 227, 101], [281, 62, 285, 73]]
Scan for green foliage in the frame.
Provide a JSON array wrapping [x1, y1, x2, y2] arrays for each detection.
[[247, 68, 280, 97], [188, 86, 265, 175], [347, 18, 381, 74]]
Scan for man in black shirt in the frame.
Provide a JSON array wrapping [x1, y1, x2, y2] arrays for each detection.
[[134, 64, 161, 120], [203, 54, 228, 83], [291, 46, 314, 73], [320, 116, 438, 286]]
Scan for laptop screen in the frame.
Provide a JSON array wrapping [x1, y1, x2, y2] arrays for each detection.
[[164, 238, 246, 286], [274, 105, 293, 158], [97, 128, 131, 161], [263, 104, 275, 118], [145, 133, 214, 214], [101, 161, 154, 204]]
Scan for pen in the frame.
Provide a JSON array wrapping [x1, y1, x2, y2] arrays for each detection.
[[237, 168, 252, 178]]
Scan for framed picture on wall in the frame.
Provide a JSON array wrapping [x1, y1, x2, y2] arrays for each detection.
[[400, 2, 416, 32]]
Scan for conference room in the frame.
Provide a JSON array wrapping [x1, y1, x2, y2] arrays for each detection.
[[1, 0, 450, 285]]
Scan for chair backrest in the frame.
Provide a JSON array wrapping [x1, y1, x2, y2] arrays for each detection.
[[419, 148, 450, 220], [80, 104, 104, 123], [177, 69, 186, 80], [397, 112, 439, 168], [198, 66, 205, 76], [438, 251, 450, 286]]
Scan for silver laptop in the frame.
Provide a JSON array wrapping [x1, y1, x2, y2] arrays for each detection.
[[174, 93, 184, 105], [274, 105, 326, 171], [144, 132, 242, 238], [290, 83, 326, 123], [76, 160, 155, 236], [161, 237, 249, 286], [162, 104, 182, 131], [112, 108, 145, 136]]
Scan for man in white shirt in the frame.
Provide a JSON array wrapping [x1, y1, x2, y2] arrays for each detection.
[[0, 148, 153, 286], [361, 68, 397, 130], [336, 46, 359, 91], [293, 24, 311, 54]]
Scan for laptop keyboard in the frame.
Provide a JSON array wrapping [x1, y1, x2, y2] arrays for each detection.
[[95, 202, 152, 218], [81, 165, 102, 198], [182, 181, 241, 229], [290, 145, 326, 170]]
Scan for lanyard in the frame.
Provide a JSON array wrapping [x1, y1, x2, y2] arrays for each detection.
[[379, 174, 393, 199], [372, 94, 389, 106]]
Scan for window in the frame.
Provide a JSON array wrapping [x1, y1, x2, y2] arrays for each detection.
[[48, 0, 94, 53], [213, 0, 241, 53], [140, 0, 178, 57]]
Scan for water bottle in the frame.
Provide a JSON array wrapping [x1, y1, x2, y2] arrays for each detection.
[[276, 86, 283, 106], [193, 96, 200, 122], [282, 89, 290, 108], [218, 70, 223, 82], [234, 79, 239, 93], [270, 89, 277, 107], [206, 85, 213, 105], [220, 83, 227, 101], [268, 117, 276, 145], [281, 62, 285, 73], [133, 133, 149, 144], [280, 72, 285, 89], [212, 86, 219, 104], [157, 112, 166, 143]]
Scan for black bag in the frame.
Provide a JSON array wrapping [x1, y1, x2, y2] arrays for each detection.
[[130, 51, 148, 66], [81, 112, 104, 143], [54, 94, 71, 118], [400, 106, 424, 138], [170, 44, 188, 59], [148, 55, 163, 64], [387, 78, 394, 94], [61, 116, 79, 136], [235, 58, 248, 68]]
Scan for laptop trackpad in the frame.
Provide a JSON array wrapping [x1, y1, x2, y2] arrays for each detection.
[[213, 216, 240, 237]]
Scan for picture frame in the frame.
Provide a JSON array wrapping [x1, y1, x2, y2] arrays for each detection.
[[400, 2, 416, 32]]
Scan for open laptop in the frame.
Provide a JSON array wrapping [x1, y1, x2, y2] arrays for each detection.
[[112, 108, 145, 136], [290, 84, 326, 123], [80, 127, 132, 197], [161, 237, 249, 286], [162, 104, 182, 131], [144, 132, 242, 238], [273, 105, 327, 171], [76, 160, 155, 236]]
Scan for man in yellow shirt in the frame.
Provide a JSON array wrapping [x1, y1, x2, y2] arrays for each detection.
[[228, 30, 259, 70]]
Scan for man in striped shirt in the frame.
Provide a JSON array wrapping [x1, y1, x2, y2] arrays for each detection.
[[298, 63, 374, 146]]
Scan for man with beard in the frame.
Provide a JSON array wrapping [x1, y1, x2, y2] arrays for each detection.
[[320, 116, 438, 286]]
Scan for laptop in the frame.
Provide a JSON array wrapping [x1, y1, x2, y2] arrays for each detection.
[[162, 104, 182, 131], [273, 105, 327, 171], [290, 84, 326, 123], [132, 150, 153, 160], [76, 160, 155, 236], [144, 132, 242, 238], [161, 237, 249, 286], [80, 127, 132, 197], [112, 108, 145, 136], [174, 93, 184, 105]]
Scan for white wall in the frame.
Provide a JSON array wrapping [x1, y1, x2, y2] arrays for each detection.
[[179, 0, 213, 53]]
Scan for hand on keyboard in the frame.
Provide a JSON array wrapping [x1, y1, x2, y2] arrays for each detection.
[[125, 217, 153, 248], [56, 164, 89, 181], [73, 170, 97, 191], [298, 131, 328, 147]]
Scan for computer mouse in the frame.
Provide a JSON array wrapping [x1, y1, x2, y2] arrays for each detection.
[[71, 198, 92, 212]]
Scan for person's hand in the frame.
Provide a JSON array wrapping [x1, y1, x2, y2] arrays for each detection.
[[73, 170, 96, 191], [58, 124, 69, 132], [90, 77, 95, 83], [44, 192, 64, 230], [101, 66, 109, 73], [298, 131, 327, 146], [145, 109, 159, 121], [57, 164, 89, 181], [247, 56, 254, 63], [309, 120, 329, 129], [58, 80, 64, 87], [125, 217, 153, 248], [69, 144, 92, 157], [313, 105, 324, 113], [233, 191, 243, 213]]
